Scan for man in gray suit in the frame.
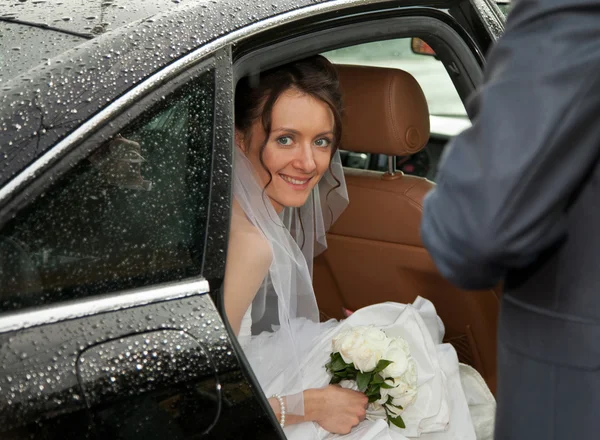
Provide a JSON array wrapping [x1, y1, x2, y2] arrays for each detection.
[[420, 0, 600, 438]]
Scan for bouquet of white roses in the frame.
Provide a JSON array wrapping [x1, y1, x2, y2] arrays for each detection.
[[325, 326, 418, 429]]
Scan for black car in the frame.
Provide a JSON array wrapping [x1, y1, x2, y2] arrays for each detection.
[[0, 0, 505, 438]]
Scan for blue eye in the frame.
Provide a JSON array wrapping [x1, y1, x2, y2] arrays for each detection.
[[314, 138, 331, 148], [277, 136, 293, 146]]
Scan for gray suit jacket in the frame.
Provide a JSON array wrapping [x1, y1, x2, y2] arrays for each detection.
[[420, 0, 600, 438]]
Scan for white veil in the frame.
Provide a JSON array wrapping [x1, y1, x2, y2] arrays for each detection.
[[282, 147, 348, 276], [232, 146, 348, 417]]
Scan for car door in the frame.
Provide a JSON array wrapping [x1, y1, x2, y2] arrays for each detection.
[[0, 1, 505, 438], [0, 47, 280, 440]]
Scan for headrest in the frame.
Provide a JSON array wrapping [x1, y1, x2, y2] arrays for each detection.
[[335, 64, 430, 156]]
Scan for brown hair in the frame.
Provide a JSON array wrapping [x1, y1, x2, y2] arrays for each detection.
[[235, 55, 343, 190]]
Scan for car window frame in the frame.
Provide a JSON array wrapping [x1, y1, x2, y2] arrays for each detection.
[[234, 14, 485, 107], [0, 48, 228, 326]]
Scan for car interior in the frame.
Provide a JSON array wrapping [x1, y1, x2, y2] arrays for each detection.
[[233, 17, 500, 395]]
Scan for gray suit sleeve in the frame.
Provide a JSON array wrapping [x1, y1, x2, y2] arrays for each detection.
[[420, 0, 600, 290]]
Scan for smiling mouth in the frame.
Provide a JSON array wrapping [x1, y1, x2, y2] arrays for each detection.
[[279, 173, 312, 187]]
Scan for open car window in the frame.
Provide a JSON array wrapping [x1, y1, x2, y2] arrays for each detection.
[[323, 38, 467, 119], [323, 38, 470, 180]]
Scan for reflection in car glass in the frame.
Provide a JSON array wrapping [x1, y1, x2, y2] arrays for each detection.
[[0, 70, 215, 313]]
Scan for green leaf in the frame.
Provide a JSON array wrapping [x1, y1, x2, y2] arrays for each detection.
[[326, 353, 341, 371], [331, 356, 348, 372], [386, 399, 403, 410], [380, 382, 395, 389], [368, 394, 380, 403], [356, 371, 372, 392], [325, 353, 334, 366], [368, 382, 381, 391], [387, 402, 404, 409], [366, 384, 381, 397], [373, 359, 393, 374], [388, 415, 406, 429], [372, 374, 384, 384], [330, 375, 343, 385], [344, 370, 357, 381]]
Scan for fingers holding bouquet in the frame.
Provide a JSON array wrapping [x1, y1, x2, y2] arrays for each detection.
[[305, 385, 368, 434]]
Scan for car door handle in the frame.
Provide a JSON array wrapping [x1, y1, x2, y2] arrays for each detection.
[[77, 329, 220, 437]]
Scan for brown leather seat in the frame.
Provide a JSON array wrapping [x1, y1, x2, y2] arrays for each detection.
[[314, 64, 500, 394]]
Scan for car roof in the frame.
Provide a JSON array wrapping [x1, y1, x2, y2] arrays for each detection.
[[0, 0, 202, 83], [0, 0, 188, 37], [0, 0, 461, 191]]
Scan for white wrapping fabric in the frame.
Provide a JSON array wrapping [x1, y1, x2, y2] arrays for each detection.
[[241, 299, 495, 440]]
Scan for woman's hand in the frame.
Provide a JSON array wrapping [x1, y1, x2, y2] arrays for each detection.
[[305, 385, 368, 434]]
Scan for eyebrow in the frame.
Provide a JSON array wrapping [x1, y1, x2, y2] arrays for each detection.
[[273, 127, 334, 137]]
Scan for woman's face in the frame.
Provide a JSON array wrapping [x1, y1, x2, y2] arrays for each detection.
[[237, 88, 335, 213]]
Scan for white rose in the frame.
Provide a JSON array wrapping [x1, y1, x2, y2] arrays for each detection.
[[332, 326, 390, 373], [332, 328, 360, 363], [391, 386, 418, 410], [379, 360, 418, 410], [386, 380, 418, 409], [379, 382, 408, 417], [381, 338, 411, 379], [376, 382, 391, 406], [378, 378, 398, 404], [385, 402, 404, 418]]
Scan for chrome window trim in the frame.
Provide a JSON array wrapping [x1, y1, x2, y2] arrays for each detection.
[[470, 0, 505, 41], [0, 0, 461, 205], [0, 277, 209, 333]]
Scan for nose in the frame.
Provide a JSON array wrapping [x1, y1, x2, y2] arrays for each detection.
[[293, 143, 317, 173]]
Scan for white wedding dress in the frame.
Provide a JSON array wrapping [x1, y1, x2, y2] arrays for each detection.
[[239, 297, 496, 440], [232, 147, 495, 439]]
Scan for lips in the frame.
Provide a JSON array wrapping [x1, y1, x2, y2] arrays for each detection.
[[279, 173, 312, 189]]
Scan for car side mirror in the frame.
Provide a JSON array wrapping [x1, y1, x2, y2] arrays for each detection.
[[410, 38, 436, 57]]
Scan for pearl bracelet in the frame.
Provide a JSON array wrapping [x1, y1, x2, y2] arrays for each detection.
[[271, 393, 286, 428]]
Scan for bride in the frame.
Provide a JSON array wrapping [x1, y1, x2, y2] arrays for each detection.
[[224, 55, 495, 439]]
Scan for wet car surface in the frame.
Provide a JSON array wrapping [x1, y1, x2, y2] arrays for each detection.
[[1, 0, 505, 438]]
